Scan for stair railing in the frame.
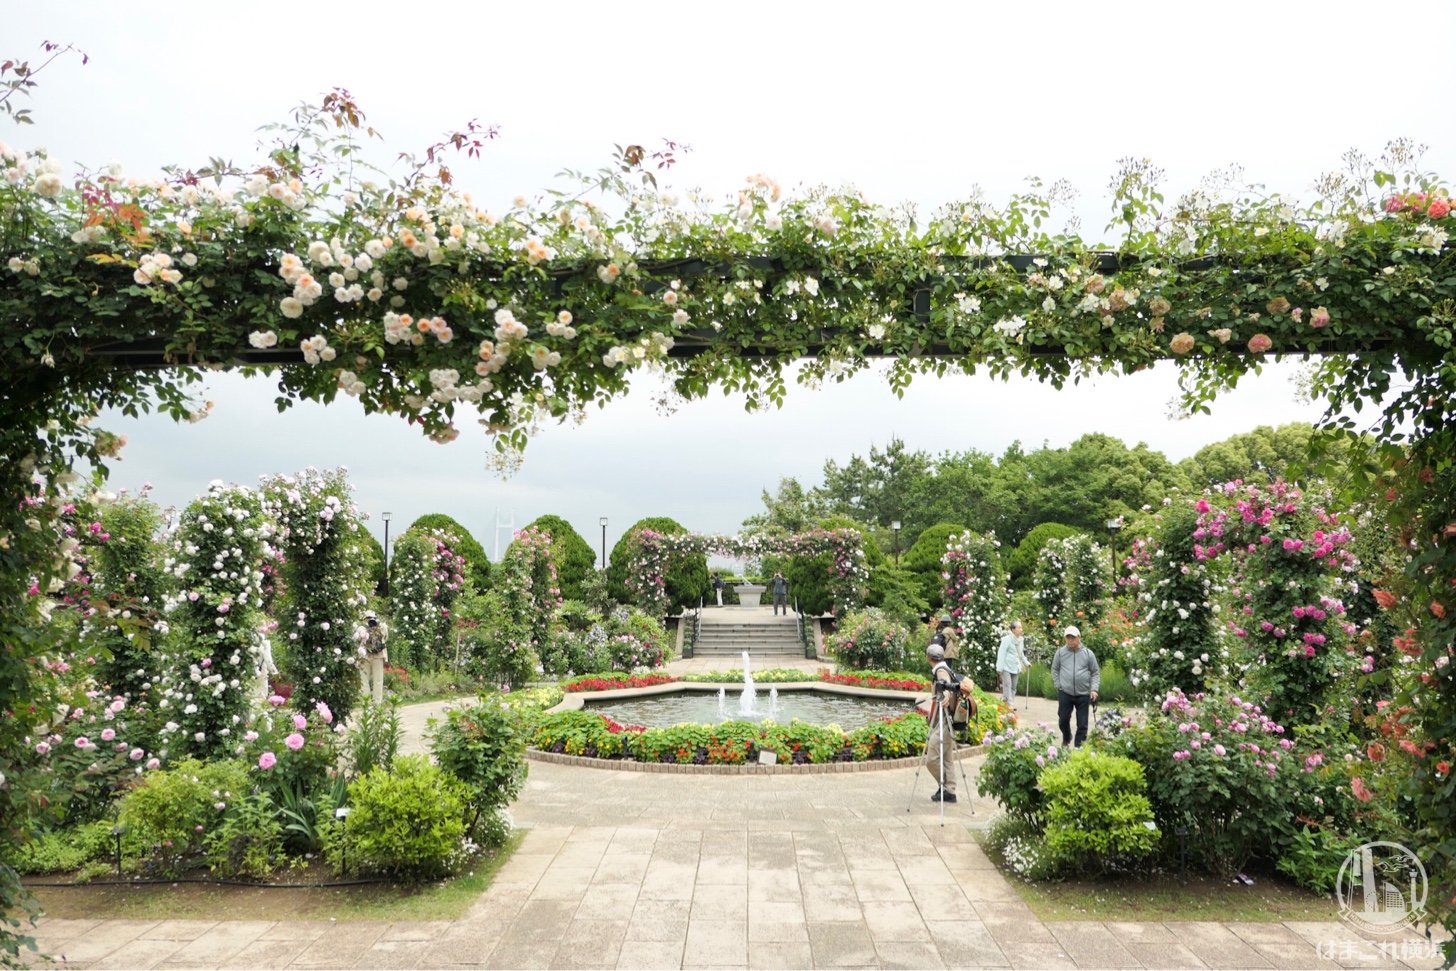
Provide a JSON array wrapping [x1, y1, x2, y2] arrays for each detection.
[[685, 596, 702, 659], [795, 597, 815, 659]]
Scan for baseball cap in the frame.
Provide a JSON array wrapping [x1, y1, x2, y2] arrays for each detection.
[[1063, 625, 1081, 638], [927, 644, 945, 661]]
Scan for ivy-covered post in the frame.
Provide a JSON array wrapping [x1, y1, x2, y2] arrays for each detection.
[[941, 530, 1010, 689], [1032, 534, 1106, 640], [387, 531, 438, 670], [626, 529, 671, 619], [157, 483, 271, 758], [262, 468, 370, 724], [498, 525, 560, 688], [1197, 482, 1359, 726], [89, 489, 171, 701], [1127, 501, 1226, 701]]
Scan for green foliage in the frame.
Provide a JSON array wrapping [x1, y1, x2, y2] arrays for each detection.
[[333, 755, 468, 880], [608, 517, 706, 610], [345, 700, 402, 778], [523, 515, 595, 602], [982, 814, 1060, 881], [264, 467, 370, 725], [1127, 502, 1225, 701], [1005, 522, 1080, 591], [408, 514, 490, 590], [0, 862, 40, 969], [977, 725, 1065, 826], [1032, 533, 1106, 642], [429, 702, 529, 843], [455, 583, 534, 690], [159, 484, 269, 757], [12, 820, 146, 875], [1274, 826, 1362, 895], [866, 564, 929, 625], [826, 608, 911, 670], [119, 759, 252, 871], [90, 493, 170, 699], [941, 530, 1011, 689], [205, 793, 283, 879], [1039, 749, 1159, 874], [387, 530, 442, 670], [900, 522, 965, 608], [1178, 423, 1318, 488]]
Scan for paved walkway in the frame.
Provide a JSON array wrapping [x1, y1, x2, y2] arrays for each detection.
[[30, 702, 1448, 970]]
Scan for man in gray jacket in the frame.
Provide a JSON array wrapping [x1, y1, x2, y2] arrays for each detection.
[[1050, 625, 1100, 748]]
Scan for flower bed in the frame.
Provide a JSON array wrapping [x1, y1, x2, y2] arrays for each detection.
[[533, 709, 930, 764], [560, 673, 677, 692], [819, 671, 930, 691]]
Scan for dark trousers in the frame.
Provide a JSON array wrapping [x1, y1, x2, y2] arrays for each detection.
[[773, 593, 787, 615], [1057, 690, 1091, 748]]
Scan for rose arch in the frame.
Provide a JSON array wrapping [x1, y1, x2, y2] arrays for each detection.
[[624, 528, 868, 619], [3, 87, 1456, 944]]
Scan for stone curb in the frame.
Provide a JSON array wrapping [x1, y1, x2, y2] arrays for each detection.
[[549, 679, 931, 712], [525, 743, 984, 774]]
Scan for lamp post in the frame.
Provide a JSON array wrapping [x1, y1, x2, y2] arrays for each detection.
[[381, 512, 393, 596], [1106, 516, 1123, 590], [600, 517, 608, 570], [891, 521, 902, 568]]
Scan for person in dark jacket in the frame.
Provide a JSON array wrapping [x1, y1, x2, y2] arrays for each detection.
[[770, 572, 788, 615]]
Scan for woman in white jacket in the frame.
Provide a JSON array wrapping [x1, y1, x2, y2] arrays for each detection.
[[995, 620, 1029, 706]]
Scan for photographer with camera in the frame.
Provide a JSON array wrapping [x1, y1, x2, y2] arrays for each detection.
[[933, 614, 960, 660], [356, 610, 390, 704], [924, 640, 976, 803]]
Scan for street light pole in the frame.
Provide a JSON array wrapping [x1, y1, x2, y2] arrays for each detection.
[[381, 512, 392, 596], [891, 520, 901, 568], [1105, 516, 1122, 591], [599, 517, 608, 570]]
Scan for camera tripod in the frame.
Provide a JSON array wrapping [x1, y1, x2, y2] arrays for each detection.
[[905, 689, 974, 826]]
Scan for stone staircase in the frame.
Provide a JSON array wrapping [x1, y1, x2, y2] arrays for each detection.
[[692, 612, 807, 658]]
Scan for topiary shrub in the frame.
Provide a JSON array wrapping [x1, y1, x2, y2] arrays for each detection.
[[332, 755, 468, 880], [901, 523, 965, 609], [1005, 522, 1080, 591], [523, 515, 596, 602], [608, 516, 707, 611], [408, 514, 490, 590]]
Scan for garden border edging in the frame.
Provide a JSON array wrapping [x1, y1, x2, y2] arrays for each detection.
[[526, 744, 983, 774]]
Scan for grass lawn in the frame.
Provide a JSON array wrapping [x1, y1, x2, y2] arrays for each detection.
[[28, 830, 523, 923], [1006, 870, 1342, 922], [976, 832, 1340, 923]]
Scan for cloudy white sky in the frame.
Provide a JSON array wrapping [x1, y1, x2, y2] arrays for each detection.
[[9, 2, 1451, 560]]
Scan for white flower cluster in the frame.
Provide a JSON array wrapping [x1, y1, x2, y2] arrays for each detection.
[[546, 310, 577, 339], [603, 332, 674, 368], [248, 330, 279, 349], [133, 251, 185, 286], [426, 367, 490, 404], [382, 312, 453, 346], [993, 315, 1027, 338], [298, 334, 335, 365]]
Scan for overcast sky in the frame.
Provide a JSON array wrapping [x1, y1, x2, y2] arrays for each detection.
[[10, 2, 1451, 561]]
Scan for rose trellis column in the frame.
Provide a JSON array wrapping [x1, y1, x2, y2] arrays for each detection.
[[626, 528, 868, 619]]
